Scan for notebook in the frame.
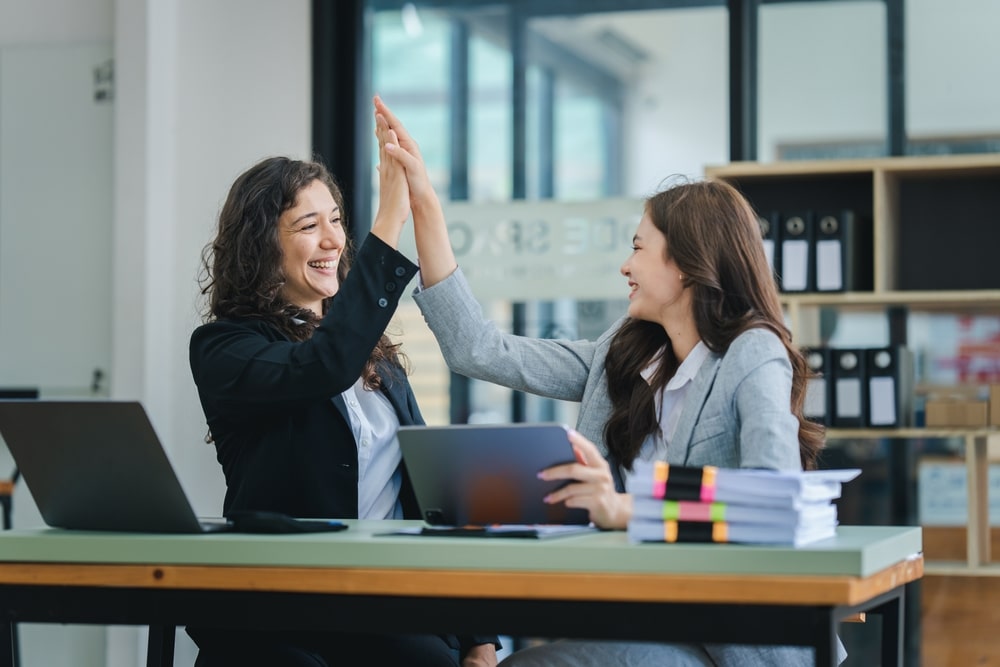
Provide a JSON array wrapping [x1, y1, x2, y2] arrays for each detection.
[[396, 422, 592, 531]]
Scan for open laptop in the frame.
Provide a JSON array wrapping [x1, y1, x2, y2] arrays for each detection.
[[0, 400, 349, 535], [0, 400, 233, 533], [397, 422, 591, 529]]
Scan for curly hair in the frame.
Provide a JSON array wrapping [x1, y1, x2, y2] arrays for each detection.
[[603, 179, 823, 471], [198, 156, 405, 389]]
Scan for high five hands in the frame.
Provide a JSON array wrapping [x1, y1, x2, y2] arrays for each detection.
[[373, 95, 434, 204], [373, 95, 457, 286]]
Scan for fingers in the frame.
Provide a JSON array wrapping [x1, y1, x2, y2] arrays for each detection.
[[373, 95, 419, 153], [567, 429, 603, 466], [374, 95, 402, 131]]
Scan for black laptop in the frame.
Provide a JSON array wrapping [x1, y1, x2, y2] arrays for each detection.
[[397, 422, 591, 527], [0, 400, 233, 533]]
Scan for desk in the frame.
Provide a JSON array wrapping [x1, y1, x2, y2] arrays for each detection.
[[0, 522, 922, 667]]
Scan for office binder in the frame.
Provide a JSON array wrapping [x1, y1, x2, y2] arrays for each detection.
[[779, 211, 813, 292], [831, 348, 867, 428], [813, 209, 873, 292], [865, 346, 915, 428], [803, 347, 832, 426], [757, 210, 781, 285]]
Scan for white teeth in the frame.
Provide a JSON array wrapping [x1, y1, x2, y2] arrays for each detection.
[[309, 260, 338, 270]]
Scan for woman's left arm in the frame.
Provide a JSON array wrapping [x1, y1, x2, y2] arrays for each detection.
[[730, 331, 802, 470]]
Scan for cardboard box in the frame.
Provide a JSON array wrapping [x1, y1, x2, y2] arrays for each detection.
[[925, 399, 989, 427]]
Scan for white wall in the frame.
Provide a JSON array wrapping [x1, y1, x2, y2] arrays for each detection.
[[0, 3, 114, 665], [1, 0, 310, 665], [112, 0, 311, 517], [110, 2, 310, 663], [0, 0, 112, 44]]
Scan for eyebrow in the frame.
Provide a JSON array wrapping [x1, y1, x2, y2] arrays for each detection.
[[289, 205, 340, 226]]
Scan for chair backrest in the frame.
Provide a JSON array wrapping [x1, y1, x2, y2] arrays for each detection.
[[0, 388, 37, 530]]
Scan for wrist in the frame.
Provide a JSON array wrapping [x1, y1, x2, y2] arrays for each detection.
[[614, 493, 633, 530]]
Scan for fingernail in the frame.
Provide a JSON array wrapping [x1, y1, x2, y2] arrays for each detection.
[[536, 471, 546, 480], [568, 428, 579, 437], [542, 494, 552, 504]]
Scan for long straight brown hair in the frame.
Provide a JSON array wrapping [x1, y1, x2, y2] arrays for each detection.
[[604, 179, 823, 470]]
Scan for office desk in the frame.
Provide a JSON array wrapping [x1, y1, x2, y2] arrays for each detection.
[[0, 522, 922, 667]]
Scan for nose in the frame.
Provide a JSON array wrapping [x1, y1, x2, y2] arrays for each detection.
[[321, 221, 345, 249], [620, 257, 630, 277]]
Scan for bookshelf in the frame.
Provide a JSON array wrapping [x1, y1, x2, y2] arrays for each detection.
[[705, 154, 1000, 573]]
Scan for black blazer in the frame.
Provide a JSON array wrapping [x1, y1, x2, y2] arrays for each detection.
[[189, 233, 422, 519], [189, 234, 498, 655]]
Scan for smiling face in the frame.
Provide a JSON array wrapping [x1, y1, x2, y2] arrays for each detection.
[[278, 179, 346, 315], [620, 213, 690, 329]]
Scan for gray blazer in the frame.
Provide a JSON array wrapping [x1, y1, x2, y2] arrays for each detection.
[[415, 268, 844, 666], [413, 268, 803, 483]]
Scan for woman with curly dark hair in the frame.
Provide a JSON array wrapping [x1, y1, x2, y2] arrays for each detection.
[[188, 153, 497, 666]]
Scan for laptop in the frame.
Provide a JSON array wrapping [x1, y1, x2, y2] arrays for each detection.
[[0, 400, 350, 535], [0, 400, 233, 534], [397, 422, 591, 528]]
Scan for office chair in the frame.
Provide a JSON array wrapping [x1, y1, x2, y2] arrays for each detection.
[[0, 467, 20, 667], [1, 467, 17, 530]]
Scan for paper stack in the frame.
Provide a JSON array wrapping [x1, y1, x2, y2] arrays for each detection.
[[627, 461, 861, 547]]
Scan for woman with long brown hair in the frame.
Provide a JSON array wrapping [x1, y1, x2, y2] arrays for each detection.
[[378, 96, 836, 665]]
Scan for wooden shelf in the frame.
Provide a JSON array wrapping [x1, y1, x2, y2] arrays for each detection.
[[705, 154, 1000, 577], [826, 427, 999, 440], [924, 562, 1000, 577], [780, 290, 1000, 310], [710, 153, 1000, 179]]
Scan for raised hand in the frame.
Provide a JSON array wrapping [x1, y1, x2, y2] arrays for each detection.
[[373, 95, 457, 285], [370, 105, 410, 249], [374, 95, 434, 206]]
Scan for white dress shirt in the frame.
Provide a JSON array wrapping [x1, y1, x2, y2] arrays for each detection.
[[339, 379, 404, 519], [624, 340, 710, 494]]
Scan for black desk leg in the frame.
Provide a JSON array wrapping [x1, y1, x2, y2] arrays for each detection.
[[876, 591, 904, 667], [812, 612, 837, 667], [146, 625, 175, 667], [9, 623, 18, 667], [1, 621, 14, 667]]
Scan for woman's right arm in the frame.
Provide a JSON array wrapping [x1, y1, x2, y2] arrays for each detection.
[[375, 96, 598, 400], [190, 234, 418, 405]]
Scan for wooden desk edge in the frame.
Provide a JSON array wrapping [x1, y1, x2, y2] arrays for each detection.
[[0, 554, 923, 606]]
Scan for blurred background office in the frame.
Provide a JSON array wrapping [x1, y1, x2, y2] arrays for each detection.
[[0, 0, 998, 665]]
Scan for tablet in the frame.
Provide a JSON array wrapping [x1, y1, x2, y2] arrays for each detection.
[[397, 423, 590, 526]]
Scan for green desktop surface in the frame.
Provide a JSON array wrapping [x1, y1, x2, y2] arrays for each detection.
[[0, 522, 920, 578]]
